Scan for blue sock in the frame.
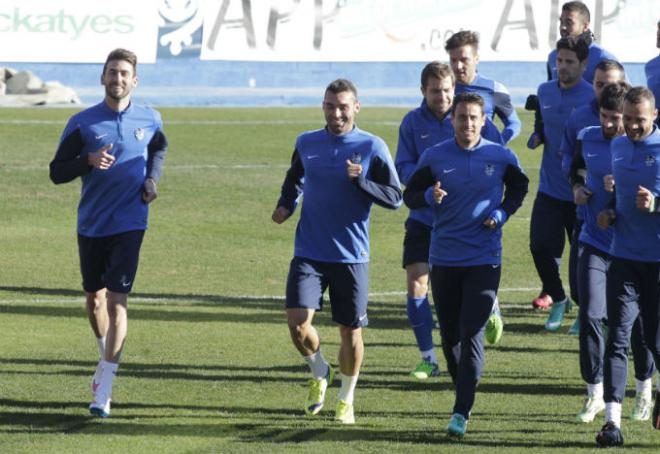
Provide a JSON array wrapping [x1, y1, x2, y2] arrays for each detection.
[[406, 296, 434, 352]]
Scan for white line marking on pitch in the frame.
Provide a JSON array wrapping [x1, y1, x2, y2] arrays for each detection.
[[0, 288, 540, 305]]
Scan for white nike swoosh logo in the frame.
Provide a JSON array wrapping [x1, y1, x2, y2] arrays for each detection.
[[421, 134, 430, 139], [586, 153, 597, 157], [95, 134, 108, 140], [614, 157, 624, 161], [358, 313, 368, 321], [307, 155, 319, 159], [443, 168, 456, 174], [542, 105, 552, 109]]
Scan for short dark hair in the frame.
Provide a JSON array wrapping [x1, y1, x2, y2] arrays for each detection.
[[421, 61, 455, 88], [562, 1, 590, 22], [556, 36, 589, 61], [599, 82, 630, 112], [594, 59, 624, 74], [103, 48, 137, 75], [445, 30, 479, 52], [451, 92, 485, 115], [325, 78, 358, 98], [625, 86, 656, 111]]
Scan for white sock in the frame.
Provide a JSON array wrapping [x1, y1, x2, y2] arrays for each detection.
[[605, 402, 622, 427], [491, 297, 500, 314], [636, 378, 652, 399], [587, 382, 603, 399], [98, 360, 118, 397], [96, 336, 106, 358], [421, 349, 437, 365], [338, 374, 358, 405], [304, 350, 329, 379]]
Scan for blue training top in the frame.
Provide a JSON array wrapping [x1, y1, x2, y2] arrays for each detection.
[[49, 101, 168, 237], [646, 55, 660, 125], [454, 74, 521, 144], [560, 99, 599, 179], [610, 127, 660, 262], [547, 42, 619, 84], [536, 79, 594, 201], [403, 138, 528, 267], [572, 126, 614, 253], [559, 99, 599, 220], [395, 100, 503, 227], [276, 126, 402, 264]]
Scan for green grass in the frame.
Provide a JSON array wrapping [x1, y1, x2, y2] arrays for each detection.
[[0, 107, 657, 453]]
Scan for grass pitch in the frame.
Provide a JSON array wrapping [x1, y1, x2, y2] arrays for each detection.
[[0, 107, 658, 453]]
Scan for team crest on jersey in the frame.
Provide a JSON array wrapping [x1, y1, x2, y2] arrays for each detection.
[[484, 164, 495, 176], [134, 128, 145, 140], [645, 155, 656, 167]]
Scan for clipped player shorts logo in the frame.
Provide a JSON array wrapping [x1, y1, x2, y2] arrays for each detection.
[[134, 128, 145, 141], [645, 155, 656, 167], [484, 164, 495, 176], [120, 275, 132, 288]]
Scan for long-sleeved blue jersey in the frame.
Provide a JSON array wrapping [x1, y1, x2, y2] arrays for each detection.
[[49, 101, 167, 237], [403, 138, 528, 267], [559, 99, 599, 221], [395, 100, 503, 226], [610, 127, 660, 262], [455, 74, 521, 144], [277, 126, 402, 264], [547, 42, 618, 83], [569, 126, 614, 253], [536, 79, 594, 201], [646, 55, 660, 125], [560, 99, 599, 179]]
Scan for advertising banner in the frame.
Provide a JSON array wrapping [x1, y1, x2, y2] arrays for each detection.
[[0, 0, 160, 63], [199, 0, 660, 62]]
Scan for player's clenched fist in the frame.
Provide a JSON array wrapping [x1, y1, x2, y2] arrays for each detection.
[[87, 143, 115, 170], [433, 181, 448, 204], [635, 185, 655, 212], [346, 159, 362, 179], [597, 209, 616, 229], [272, 206, 291, 224]]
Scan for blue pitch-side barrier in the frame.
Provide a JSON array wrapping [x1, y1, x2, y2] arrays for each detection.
[[5, 59, 647, 107]]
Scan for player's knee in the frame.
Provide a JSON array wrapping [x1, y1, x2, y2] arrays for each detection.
[[339, 325, 362, 344], [530, 243, 561, 258], [287, 317, 310, 339], [642, 334, 660, 357], [106, 301, 127, 322], [85, 290, 106, 309], [529, 240, 544, 253]]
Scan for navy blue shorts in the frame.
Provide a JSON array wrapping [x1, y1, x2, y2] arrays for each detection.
[[78, 230, 145, 294], [285, 257, 369, 328], [402, 218, 431, 268]]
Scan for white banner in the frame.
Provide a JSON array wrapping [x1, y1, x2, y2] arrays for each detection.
[[200, 0, 660, 62], [0, 0, 160, 63]]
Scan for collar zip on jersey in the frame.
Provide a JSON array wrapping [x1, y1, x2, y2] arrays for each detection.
[[116, 102, 134, 141], [117, 110, 124, 140]]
